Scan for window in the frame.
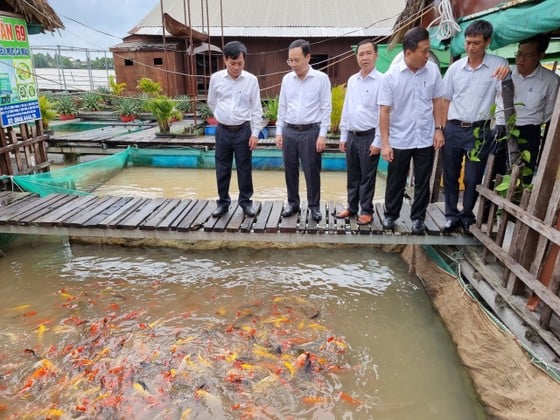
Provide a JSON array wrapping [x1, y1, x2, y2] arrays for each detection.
[[124, 59, 133, 66], [154, 57, 163, 65]]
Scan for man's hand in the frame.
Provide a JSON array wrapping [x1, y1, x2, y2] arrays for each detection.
[[339, 141, 346, 152], [275, 135, 283, 148], [381, 143, 393, 162], [316, 136, 326, 153], [248, 135, 258, 150], [369, 145, 381, 156], [493, 66, 511, 81]]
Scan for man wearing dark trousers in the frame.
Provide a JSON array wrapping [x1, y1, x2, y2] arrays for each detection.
[[275, 39, 332, 222], [208, 41, 263, 218], [372, 27, 445, 235], [441, 20, 508, 233], [494, 34, 559, 184], [336, 39, 382, 225]]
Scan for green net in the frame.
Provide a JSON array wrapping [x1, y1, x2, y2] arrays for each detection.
[[12, 149, 131, 197]]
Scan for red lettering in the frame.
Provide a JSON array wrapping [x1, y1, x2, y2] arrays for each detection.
[[14, 25, 26, 42], [0, 21, 14, 41]]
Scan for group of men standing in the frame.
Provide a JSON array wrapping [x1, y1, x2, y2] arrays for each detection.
[[207, 20, 559, 233]]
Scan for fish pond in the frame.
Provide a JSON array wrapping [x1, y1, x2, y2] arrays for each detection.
[[0, 167, 485, 419]]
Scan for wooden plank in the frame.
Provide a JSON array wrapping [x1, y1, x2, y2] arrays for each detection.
[[35, 194, 97, 226], [63, 196, 118, 227], [265, 201, 283, 233], [0, 194, 59, 223], [175, 199, 210, 231], [0, 191, 34, 207], [206, 202, 237, 232], [20, 194, 79, 224], [253, 201, 273, 233], [279, 202, 298, 233], [297, 201, 309, 233], [188, 200, 213, 231], [140, 199, 181, 230], [370, 207, 384, 235], [395, 201, 412, 235], [157, 199, 194, 230], [427, 203, 447, 231], [118, 198, 167, 229], [330, 202, 348, 234], [101, 198, 149, 228], [374, 203, 388, 234], [239, 201, 261, 233], [81, 196, 132, 227]]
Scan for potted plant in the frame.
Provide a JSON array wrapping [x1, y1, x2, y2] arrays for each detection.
[[263, 95, 279, 137], [54, 95, 78, 120], [114, 97, 140, 122], [39, 95, 56, 133], [197, 102, 217, 125], [174, 95, 192, 116], [144, 96, 179, 134], [80, 91, 103, 111], [329, 84, 346, 138]]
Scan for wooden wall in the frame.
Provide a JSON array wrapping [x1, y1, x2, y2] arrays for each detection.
[[0, 121, 49, 179]]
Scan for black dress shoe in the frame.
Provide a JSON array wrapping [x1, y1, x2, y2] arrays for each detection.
[[310, 209, 322, 222], [442, 218, 460, 233], [382, 216, 395, 230], [242, 205, 256, 217], [411, 219, 425, 235], [462, 220, 474, 235], [212, 205, 229, 218], [281, 206, 299, 218]]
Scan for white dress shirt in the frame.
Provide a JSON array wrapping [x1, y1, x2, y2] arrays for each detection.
[[374, 60, 444, 149], [276, 67, 332, 137], [207, 69, 263, 137], [495, 64, 559, 126], [443, 53, 508, 123], [339, 68, 383, 142]]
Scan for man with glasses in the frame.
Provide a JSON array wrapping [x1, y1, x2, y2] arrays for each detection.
[[441, 20, 508, 233], [493, 34, 559, 183], [275, 39, 332, 222]]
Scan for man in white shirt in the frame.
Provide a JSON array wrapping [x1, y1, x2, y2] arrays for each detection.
[[275, 39, 332, 222], [441, 20, 508, 233], [207, 41, 263, 218], [372, 27, 445, 234], [336, 39, 382, 225], [494, 34, 560, 183]]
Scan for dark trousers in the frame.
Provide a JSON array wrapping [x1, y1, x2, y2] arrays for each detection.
[[442, 123, 493, 222], [282, 125, 322, 210], [215, 123, 253, 207], [345, 131, 379, 215], [493, 124, 541, 184], [384, 146, 434, 221]]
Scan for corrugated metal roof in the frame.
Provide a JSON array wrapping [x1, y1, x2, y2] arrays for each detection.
[[130, 0, 406, 38]]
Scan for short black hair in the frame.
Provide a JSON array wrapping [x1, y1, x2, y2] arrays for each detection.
[[402, 27, 430, 53], [520, 34, 550, 54], [465, 20, 493, 41], [356, 39, 378, 53], [289, 39, 311, 56], [223, 41, 247, 59]]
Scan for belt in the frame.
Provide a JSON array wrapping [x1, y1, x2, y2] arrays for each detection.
[[285, 122, 319, 131], [349, 128, 375, 137], [448, 119, 489, 128], [218, 121, 250, 131]]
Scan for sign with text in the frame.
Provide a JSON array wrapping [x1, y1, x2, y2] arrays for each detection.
[[0, 15, 39, 127]]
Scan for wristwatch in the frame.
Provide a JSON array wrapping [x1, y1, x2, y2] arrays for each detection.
[[435, 126, 444, 130]]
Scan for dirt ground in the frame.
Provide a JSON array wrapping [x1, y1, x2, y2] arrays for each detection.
[[401, 245, 560, 420]]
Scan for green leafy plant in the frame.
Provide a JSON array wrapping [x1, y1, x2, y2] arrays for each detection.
[[144, 96, 179, 133], [54, 95, 78, 116], [330, 84, 346, 134], [38, 95, 56, 130], [263, 95, 279, 124], [174, 95, 192, 114], [80, 91, 103, 111], [109, 75, 126, 96], [137, 77, 162, 97], [114, 97, 140, 118], [197, 102, 214, 122]]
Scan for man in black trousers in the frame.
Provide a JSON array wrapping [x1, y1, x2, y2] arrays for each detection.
[[207, 41, 263, 218]]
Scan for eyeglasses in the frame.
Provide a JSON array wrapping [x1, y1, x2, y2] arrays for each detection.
[[286, 58, 303, 65]]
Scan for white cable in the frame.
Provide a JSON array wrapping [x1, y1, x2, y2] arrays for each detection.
[[427, 0, 461, 40]]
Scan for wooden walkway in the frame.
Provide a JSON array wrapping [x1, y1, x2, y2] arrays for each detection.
[[0, 191, 477, 245]]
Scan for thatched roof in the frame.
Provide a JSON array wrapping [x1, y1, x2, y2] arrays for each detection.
[[389, 0, 432, 48], [0, 0, 64, 33]]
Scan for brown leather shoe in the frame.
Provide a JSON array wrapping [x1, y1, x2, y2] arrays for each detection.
[[356, 214, 373, 225], [336, 209, 356, 218]]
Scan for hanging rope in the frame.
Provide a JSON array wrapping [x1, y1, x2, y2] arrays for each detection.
[[427, 0, 461, 40]]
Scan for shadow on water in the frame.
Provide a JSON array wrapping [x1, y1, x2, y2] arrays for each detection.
[[0, 236, 486, 419]]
